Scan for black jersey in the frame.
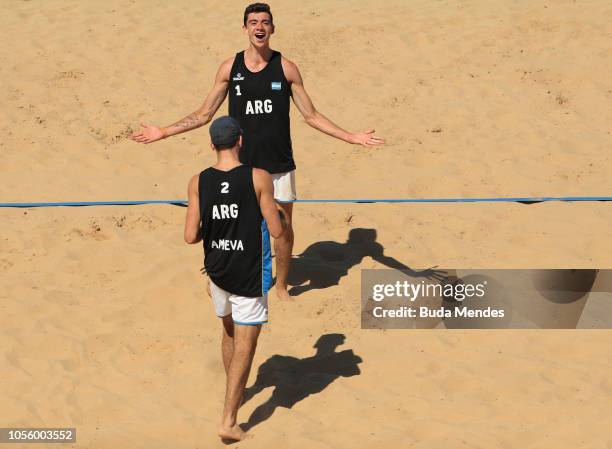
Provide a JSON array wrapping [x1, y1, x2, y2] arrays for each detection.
[[199, 165, 272, 297], [228, 50, 295, 174]]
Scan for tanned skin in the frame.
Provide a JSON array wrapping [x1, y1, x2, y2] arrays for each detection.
[[135, 11, 384, 301], [184, 135, 286, 442]]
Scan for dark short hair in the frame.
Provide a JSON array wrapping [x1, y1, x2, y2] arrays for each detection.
[[213, 137, 240, 151], [243, 3, 273, 26]]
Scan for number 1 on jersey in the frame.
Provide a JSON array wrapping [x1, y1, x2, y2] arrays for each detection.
[[235, 85, 241, 96]]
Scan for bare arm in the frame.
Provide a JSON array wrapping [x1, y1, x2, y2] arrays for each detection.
[[184, 174, 202, 244], [282, 57, 385, 147], [131, 57, 233, 144], [253, 168, 286, 239]]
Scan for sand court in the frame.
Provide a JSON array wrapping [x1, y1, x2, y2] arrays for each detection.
[[2, 0, 612, 447], [2, 203, 612, 447]]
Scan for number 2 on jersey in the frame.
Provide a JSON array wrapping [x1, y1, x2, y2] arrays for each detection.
[[221, 182, 229, 193]]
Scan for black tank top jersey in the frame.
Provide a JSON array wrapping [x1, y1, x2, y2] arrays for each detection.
[[199, 165, 272, 297], [228, 51, 295, 174]]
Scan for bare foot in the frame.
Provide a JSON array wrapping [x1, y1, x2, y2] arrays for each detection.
[[218, 424, 246, 442], [275, 285, 293, 301]]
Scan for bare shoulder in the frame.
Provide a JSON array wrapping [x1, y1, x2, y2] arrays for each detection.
[[253, 167, 272, 198], [221, 55, 236, 69], [252, 167, 272, 182], [217, 56, 236, 79], [252, 167, 273, 192], [189, 173, 200, 193], [280, 55, 298, 69], [280, 55, 301, 81]]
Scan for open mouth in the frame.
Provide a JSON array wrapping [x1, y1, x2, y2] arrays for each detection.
[[254, 32, 266, 41]]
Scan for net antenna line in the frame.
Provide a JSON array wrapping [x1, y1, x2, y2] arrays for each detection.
[[1, 196, 612, 208]]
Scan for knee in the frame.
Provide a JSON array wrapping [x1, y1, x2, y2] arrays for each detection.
[[234, 340, 258, 357], [235, 333, 259, 350], [276, 224, 294, 243]]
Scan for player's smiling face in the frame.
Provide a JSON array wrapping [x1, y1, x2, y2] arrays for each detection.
[[244, 12, 274, 47]]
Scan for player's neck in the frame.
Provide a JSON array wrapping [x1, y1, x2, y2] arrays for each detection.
[[245, 45, 273, 64], [214, 149, 242, 171]]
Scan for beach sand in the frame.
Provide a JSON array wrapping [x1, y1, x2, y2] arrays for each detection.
[[2, 1, 612, 448]]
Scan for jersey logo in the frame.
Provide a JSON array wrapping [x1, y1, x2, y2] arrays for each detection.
[[211, 239, 244, 251], [271, 81, 282, 90], [233, 73, 245, 81], [212, 203, 239, 219]]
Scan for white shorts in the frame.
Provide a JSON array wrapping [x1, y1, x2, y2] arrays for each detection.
[[271, 170, 297, 202], [210, 280, 268, 325]]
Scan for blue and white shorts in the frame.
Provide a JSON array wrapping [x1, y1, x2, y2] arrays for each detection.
[[210, 280, 268, 325], [271, 170, 297, 202]]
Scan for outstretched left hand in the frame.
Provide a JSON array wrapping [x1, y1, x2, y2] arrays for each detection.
[[349, 129, 385, 147]]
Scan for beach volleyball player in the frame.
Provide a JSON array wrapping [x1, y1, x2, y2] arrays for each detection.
[[132, 3, 385, 300], [184, 116, 286, 442]]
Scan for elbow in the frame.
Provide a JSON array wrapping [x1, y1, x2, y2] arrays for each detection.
[[270, 218, 288, 239], [197, 109, 213, 125], [184, 230, 201, 244], [268, 220, 285, 239], [269, 227, 284, 239], [268, 208, 289, 238], [303, 111, 318, 127]]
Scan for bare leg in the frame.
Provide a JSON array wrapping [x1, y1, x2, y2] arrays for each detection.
[[221, 315, 234, 375], [274, 202, 294, 301], [218, 324, 261, 442]]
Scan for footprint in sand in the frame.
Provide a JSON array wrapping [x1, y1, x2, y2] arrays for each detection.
[[64, 220, 108, 241], [110, 124, 135, 144], [0, 258, 14, 271], [87, 220, 108, 240], [89, 124, 134, 147], [113, 215, 126, 228], [555, 93, 569, 105], [55, 70, 85, 80], [88, 126, 108, 144], [46, 70, 86, 88]]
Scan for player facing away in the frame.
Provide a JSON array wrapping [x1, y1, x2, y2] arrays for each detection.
[[184, 116, 286, 442], [132, 3, 385, 301]]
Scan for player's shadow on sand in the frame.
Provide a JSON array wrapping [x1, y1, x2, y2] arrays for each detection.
[[240, 333, 362, 431], [287, 228, 442, 296]]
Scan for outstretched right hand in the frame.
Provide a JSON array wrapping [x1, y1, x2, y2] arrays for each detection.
[[130, 123, 166, 144]]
